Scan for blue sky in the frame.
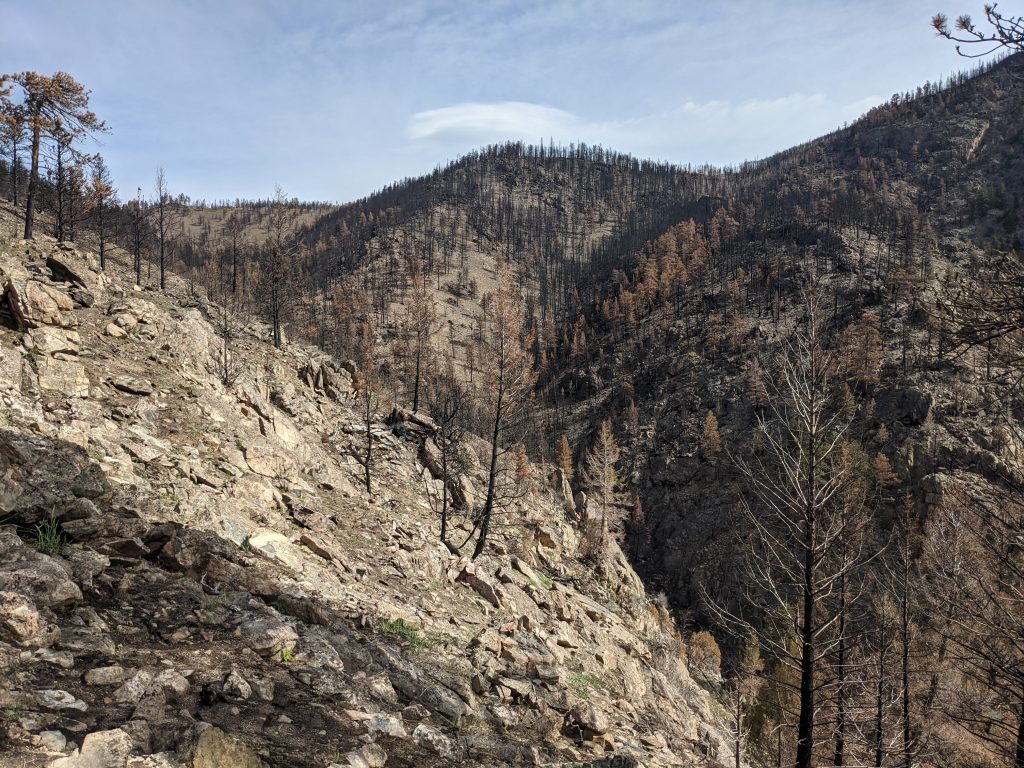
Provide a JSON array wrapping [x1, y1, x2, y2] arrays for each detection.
[[2, 0, 976, 204]]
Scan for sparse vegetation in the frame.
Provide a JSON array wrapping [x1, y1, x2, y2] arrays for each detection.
[[566, 672, 605, 701], [31, 513, 67, 557]]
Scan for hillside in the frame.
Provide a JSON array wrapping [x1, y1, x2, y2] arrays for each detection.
[[533, 50, 1024, 767], [0, 205, 739, 767], [554, 51, 1024, 597]]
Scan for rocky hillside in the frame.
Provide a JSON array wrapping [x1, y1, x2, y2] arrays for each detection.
[[0, 209, 737, 767]]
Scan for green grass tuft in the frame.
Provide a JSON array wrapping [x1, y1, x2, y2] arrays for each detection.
[[32, 514, 68, 558]]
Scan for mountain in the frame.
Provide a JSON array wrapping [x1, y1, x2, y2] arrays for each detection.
[[1, 49, 1023, 768], [0, 203, 737, 767]]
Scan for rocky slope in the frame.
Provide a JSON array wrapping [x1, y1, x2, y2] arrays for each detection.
[[0, 212, 735, 767]]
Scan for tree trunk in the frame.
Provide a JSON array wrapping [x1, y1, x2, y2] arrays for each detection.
[[413, 342, 421, 412], [473, 402, 502, 559], [901, 567, 912, 768], [12, 137, 19, 207], [834, 576, 847, 767], [439, 445, 449, 544], [364, 397, 373, 494], [24, 125, 40, 240], [1016, 696, 1024, 768], [875, 628, 886, 768], [795, 540, 815, 768]]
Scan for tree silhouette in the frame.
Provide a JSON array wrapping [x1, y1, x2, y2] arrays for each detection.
[[0, 71, 106, 239]]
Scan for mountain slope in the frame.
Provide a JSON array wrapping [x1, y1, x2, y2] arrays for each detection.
[[0, 205, 738, 767]]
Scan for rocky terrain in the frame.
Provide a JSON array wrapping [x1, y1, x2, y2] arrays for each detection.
[[0, 209, 736, 767]]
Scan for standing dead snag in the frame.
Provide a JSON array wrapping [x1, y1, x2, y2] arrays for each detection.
[[926, 483, 1024, 768], [580, 419, 627, 557], [354, 315, 386, 496], [705, 296, 874, 768], [427, 364, 468, 552], [471, 264, 538, 559], [400, 258, 438, 413]]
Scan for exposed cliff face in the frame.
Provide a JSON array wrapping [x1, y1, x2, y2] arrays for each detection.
[[0, 210, 737, 768]]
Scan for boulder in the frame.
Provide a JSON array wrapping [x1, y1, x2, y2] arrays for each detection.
[[246, 529, 305, 572], [457, 562, 503, 608], [31, 689, 88, 712], [0, 590, 49, 647], [413, 723, 458, 759], [110, 376, 154, 396], [366, 713, 406, 737], [85, 666, 129, 686], [242, 441, 290, 478], [49, 728, 133, 768], [47, 249, 102, 294], [35, 356, 90, 397], [238, 613, 298, 658], [24, 327, 80, 357], [192, 727, 264, 768], [878, 384, 933, 426], [344, 743, 387, 768], [571, 701, 610, 736], [0, 536, 82, 608], [7, 278, 77, 328], [0, 341, 23, 390]]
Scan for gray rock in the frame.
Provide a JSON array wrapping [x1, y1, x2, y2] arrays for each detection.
[[191, 727, 264, 768], [112, 671, 154, 706], [31, 689, 88, 712], [25, 327, 80, 357], [153, 669, 190, 698], [47, 250, 102, 294], [110, 376, 154, 396], [345, 743, 387, 768], [239, 613, 298, 658], [367, 712, 407, 737], [35, 356, 90, 398], [0, 537, 82, 609], [571, 701, 610, 735], [0, 590, 47, 646], [413, 722, 458, 759], [84, 665, 129, 686], [7, 278, 77, 329], [223, 669, 252, 700], [50, 728, 133, 767], [36, 729, 67, 752], [246, 529, 305, 572], [458, 562, 503, 608]]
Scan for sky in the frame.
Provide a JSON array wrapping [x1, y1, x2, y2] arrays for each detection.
[[1, 0, 979, 204]]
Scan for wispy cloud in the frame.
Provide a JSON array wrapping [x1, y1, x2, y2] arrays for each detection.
[[407, 92, 872, 166], [408, 102, 578, 141]]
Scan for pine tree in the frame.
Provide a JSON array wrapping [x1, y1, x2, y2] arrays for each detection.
[[1, 71, 107, 239], [87, 155, 116, 271]]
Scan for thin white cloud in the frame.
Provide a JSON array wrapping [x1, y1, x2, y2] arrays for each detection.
[[407, 93, 874, 166], [407, 102, 579, 141]]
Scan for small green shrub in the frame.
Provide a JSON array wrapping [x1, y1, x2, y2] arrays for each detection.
[[566, 672, 605, 700], [23, 346, 40, 372], [377, 618, 451, 652]]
